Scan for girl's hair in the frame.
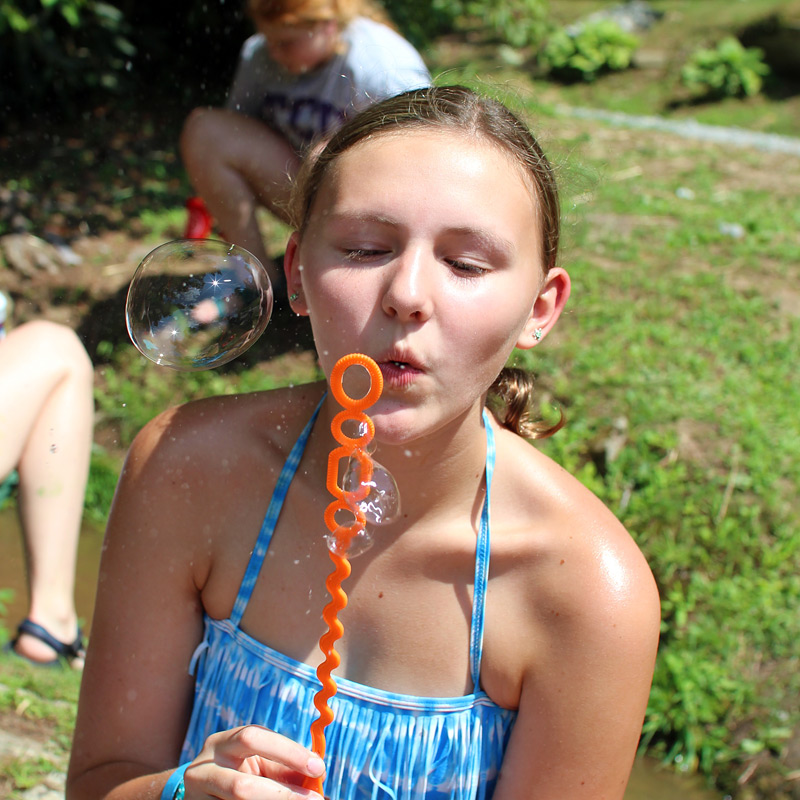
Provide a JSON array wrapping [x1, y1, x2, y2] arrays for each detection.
[[247, 0, 390, 26], [290, 85, 563, 439]]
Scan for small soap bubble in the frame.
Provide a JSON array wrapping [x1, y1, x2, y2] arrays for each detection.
[[125, 239, 272, 371], [324, 524, 374, 558], [343, 456, 400, 526]]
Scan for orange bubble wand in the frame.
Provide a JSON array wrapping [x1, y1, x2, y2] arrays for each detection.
[[305, 353, 383, 795]]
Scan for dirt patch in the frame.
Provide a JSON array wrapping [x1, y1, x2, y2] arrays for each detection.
[[0, 708, 55, 746]]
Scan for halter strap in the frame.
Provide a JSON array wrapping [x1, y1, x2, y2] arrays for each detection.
[[469, 409, 495, 693], [230, 396, 325, 626], [232, 400, 496, 696]]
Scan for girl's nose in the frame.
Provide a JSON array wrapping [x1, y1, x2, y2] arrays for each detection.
[[380, 247, 434, 323]]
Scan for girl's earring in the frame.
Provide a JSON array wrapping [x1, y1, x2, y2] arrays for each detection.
[[533, 328, 543, 341], [289, 292, 300, 302]]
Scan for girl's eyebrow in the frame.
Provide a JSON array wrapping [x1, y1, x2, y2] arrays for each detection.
[[323, 211, 399, 228], [324, 212, 515, 255], [446, 226, 516, 259]]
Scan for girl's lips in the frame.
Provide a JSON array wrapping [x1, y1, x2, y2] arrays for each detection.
[[377, 359, 423, 388]]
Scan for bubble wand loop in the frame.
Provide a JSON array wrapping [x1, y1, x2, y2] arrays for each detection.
[[306, 353, 383, 795]]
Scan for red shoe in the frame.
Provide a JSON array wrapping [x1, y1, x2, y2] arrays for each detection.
[[184, 196, 213, 239]]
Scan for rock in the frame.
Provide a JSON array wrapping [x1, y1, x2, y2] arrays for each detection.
[[0, 233, 68, 276], [0, 727, 65, 799], [567, 1, 664, 36]]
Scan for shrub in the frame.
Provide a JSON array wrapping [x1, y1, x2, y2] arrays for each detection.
[[540, 19, 639, 82], [463, 0, 549, 49], [381, 0, 549, 50], [0, 0, 135, 114], [380, 0, 461, 49], [681, 37, 770, 99]]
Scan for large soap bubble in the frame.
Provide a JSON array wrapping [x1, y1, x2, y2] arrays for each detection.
[[125, 239, 272, 371], [343, 456, 400, 526]]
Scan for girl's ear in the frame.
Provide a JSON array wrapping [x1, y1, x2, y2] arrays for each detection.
[[516, 267, 571, 350], [284, 231, 310, 316]]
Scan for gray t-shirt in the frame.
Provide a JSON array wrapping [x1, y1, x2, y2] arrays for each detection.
[[225, 16, 431, 151]]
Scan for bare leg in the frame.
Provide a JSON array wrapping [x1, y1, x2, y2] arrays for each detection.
[[180, 107, 300, 287], [0, 321, 94, 666]]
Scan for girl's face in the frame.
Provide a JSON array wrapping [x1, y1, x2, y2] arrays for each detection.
[[256, 18, 339, 74], [287, 130, 568, 444]]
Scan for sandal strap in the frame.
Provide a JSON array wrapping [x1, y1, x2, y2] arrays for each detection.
[[15, 618, 85, 660]]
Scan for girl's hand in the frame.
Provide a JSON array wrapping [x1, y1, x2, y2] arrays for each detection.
[[185, 725, 326, 799]]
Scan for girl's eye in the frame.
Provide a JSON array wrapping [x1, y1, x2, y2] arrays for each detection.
[[343, 248, 389, 261], [448, 259, 488, 277]]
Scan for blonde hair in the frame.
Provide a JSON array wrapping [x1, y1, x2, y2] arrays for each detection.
[[247, 0, 390, 26], [291, 86, 564, 440]]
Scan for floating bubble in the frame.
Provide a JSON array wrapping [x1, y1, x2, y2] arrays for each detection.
[[125, 239, 272, 371], [343, 455, 400, 526], [324, 524, 374, 558]]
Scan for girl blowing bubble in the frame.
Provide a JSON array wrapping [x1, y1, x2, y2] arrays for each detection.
[[68, 86, 660, 800]]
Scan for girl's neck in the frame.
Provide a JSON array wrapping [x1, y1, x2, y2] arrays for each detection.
[[315, 395, 491, 527]]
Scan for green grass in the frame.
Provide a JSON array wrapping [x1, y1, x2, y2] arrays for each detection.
[[430, 0, 800, 136], [0, 654, 81, 795], [497, 97, 800, 795]]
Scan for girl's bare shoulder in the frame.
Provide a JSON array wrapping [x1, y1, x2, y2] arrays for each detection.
[[490, 424, 659, 624], [124, 382, 326, 482], [483, 426, 660, 711]]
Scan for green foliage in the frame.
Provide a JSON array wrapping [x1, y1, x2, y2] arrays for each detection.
[[540, 19, 639, 82], [382, 0, 549, 50], [84, 449, 122, 522], [510, 122, 800, 792], [0, 0, 135, 111], [380, 0, 461, 49], [0, 588, 14, 629], [463, 0, 549, 49], [3, 756, 63, 790], [681, 37, 770, 99]]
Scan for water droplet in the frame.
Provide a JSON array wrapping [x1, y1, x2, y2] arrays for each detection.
[[125, 239, 272, 371]]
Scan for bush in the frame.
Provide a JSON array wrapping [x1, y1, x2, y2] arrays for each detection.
[[540, 19, 639, 82], [381, 0, 549, 50], [0, 0, 135, 114], [380, 0, 461, 49], [463, 0, 549, 49], [681, 37, 770, 99]]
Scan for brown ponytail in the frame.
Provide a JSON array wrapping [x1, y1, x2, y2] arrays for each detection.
[[488, 367, 564, 440]]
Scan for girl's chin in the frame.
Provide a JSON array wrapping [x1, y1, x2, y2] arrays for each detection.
[[368, 407, 428, 446]]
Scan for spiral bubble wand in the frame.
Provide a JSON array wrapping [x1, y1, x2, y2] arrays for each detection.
[[305, 353, 387, 795]]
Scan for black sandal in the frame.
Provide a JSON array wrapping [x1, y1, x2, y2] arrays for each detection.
[[5, 618, 85, 668]]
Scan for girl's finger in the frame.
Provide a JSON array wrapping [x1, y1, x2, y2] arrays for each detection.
[[186, 759, 325, 800], [204, 725, 326, 778]]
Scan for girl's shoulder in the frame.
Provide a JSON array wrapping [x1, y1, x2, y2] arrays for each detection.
[[125, 382, 325, 484], [490, 424, 658, 616], [484, 426, 659, 709]]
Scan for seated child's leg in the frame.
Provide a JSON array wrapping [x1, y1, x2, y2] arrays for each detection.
[[180, 108, 300, 287], [0, 321, 93, 665]]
